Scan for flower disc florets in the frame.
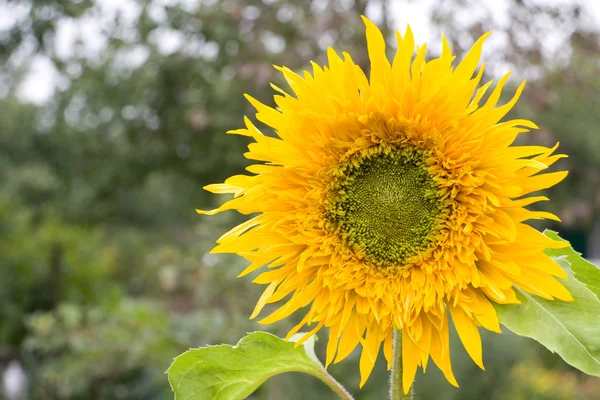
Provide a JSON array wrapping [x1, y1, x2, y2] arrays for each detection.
[[325, 146, 445, 268]]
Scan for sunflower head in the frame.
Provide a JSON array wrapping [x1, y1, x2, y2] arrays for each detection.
[[200, 16, 570, 393]]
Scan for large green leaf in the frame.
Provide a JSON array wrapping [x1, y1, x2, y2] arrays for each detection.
[[495, 257, 600, 376], [167, 331, 351, 400], [544, 230, 600, 300]]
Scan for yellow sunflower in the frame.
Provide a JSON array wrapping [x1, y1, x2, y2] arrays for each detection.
[[199, 17, 571, 393]]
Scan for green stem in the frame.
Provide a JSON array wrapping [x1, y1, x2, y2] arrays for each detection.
[[390, 330, 413, 400], [315, 368, 354, 400]]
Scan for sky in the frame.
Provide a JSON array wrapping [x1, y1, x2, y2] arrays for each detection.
[[2, 0, 600, 105]]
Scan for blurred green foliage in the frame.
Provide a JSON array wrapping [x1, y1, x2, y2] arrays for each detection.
[[1, 0, 599, 399]]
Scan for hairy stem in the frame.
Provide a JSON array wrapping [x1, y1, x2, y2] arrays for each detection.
[[315, 367, 354, 400], [390, 330, 413, 400]]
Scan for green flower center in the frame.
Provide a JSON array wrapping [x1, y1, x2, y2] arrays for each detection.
[[325, 148, 444, 267]]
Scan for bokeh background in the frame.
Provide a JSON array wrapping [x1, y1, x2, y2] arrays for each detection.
[[1, 0, 600, 399]]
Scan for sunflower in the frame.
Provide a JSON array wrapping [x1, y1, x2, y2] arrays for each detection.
[[199, 17, 571, 393]]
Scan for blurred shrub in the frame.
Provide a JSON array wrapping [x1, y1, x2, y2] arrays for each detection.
[[24, 301, 177, 399]]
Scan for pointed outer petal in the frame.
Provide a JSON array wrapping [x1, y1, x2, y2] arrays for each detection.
[[235, 116, 265, 138], [507, 208, 561, 223], [286, 315, 311, 341], [245, 164, 272, 174], [274, 65, 305, 94], [428, 314, 459, 387], [480, 286, 510, 305], [258, 281, 320, 324], [420, 53, 453, 89], [509, 195, 549, 208], [326, 325, 341, 367], [226, 128, 254, 137], [483, 72, 511, 108], [337, 295, 357, 335], [441, 33, 452, 59], [310, 61, 325, 83], [346, 52, 371, 94], [416, 316, 432, 371], [453, 32, 491, 81], [481, 119, 539, 149], [252, 267, 292, 284], [467, 288, 502, 332], [266, 276, 304, 304], [196, 199, 237, 216], [421, 350, 429, 373], [515, 119, 539, 129], [488, 257, 521, 275], [361, 16, 392, 88], [211, 231, 272, 253], [519, 171, 568, 193], [532, 154, 568, 171], [383, 333, 393, 370], [470, 62, 486, 87], [335, 314, 365, 363], [509, 268, 574, 302], [266, 284, 298, 306], [217, 216, 261, 243], [203, 183, 240, 194], [506, 224, 569, 254], [226, 116, 262, 137], [269, 82, 289, 96], [411, 44, 428, 80], [237, 253, 275, 277], [484, 80, 527, 124], [479, 132, 518, 154], [250, 281, 280, 319], [498, 118, 539, 131], [448, 305, 484, 369], [327, 46, 343, 68], [358, 330, 381, 388], [294, 321, 325, 346], [508, 280, 553, 300], [508, 146, 552, 159], [478, 272, 510, 303], [531, 225, 571, 249], [244, 94, 282, 128], [468, 78, 493, 109], [522, 253, 568, 279], [501, 157, 551, 172], [499, 288, 521, 305], [392, 26, 415, 81], [532, 142, 563, 163], [402, 330, 421, 394]]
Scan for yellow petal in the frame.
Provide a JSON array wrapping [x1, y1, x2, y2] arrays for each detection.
[[402, 330, 421, 394], [361, 16, 391, 89], [449, 305, 484, 369]]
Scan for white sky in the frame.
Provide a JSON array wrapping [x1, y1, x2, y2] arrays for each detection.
[[3, 0, 600, 105]]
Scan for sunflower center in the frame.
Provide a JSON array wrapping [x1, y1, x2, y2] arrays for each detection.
[[326, 148, 444, 267]]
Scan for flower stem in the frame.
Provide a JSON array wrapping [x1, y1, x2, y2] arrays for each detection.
[[315, 367, 354, 400], [390, 330, 413, 400]]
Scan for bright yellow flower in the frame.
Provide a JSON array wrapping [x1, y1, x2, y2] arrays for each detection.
[[199, 17, 571, 393]]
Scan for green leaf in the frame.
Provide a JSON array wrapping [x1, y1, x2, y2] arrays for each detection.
[[167, 331, 350, 400], [543, 230, 600, 300], [495, 257, 600, 377]]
